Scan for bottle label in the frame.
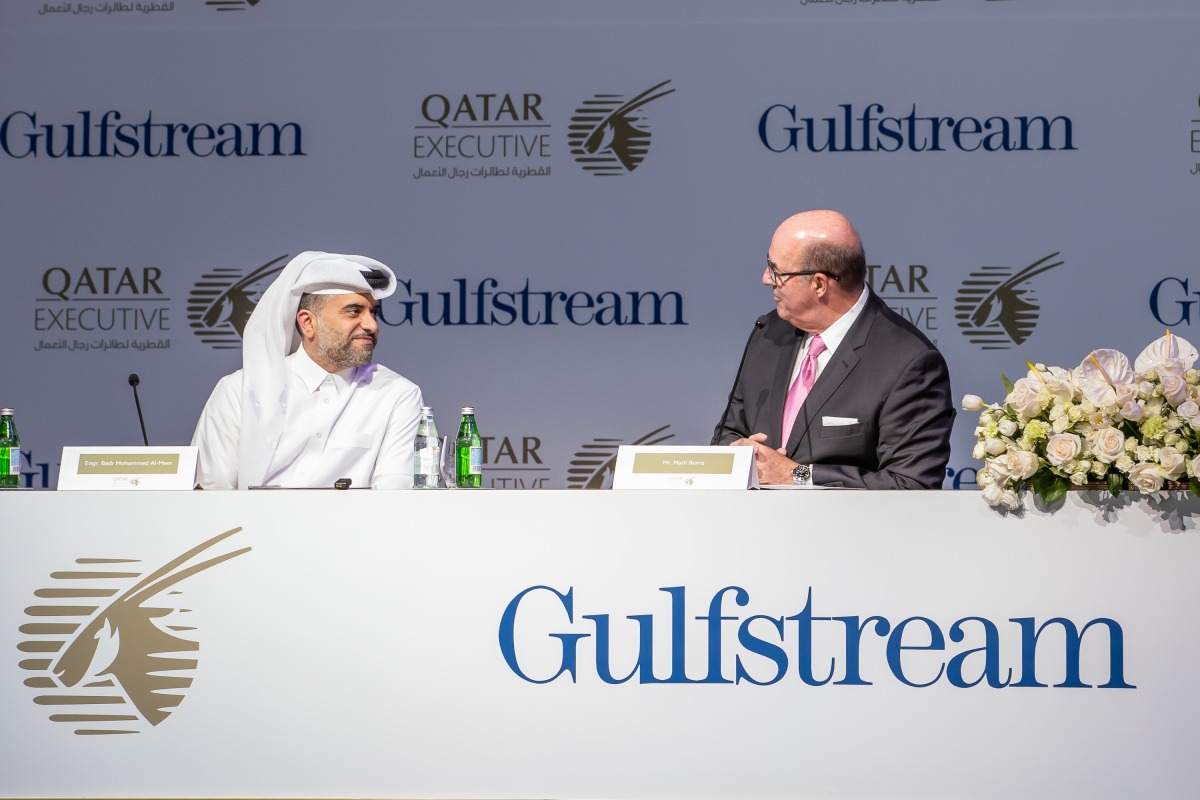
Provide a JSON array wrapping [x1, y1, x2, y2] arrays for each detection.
[[7, 447, 17, 476], [416, 448, 435, 473], [469, 446, 482, 475]]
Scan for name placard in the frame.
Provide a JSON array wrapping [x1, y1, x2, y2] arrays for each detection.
[[612, 445, 756, 490], [57, 446, 198, 491]]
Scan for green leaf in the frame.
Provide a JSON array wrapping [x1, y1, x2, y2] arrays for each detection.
[[1000, 371, 1014, 394], [1030, 471, 1068, 504], [1107, 471, 1124, 496], [1190, 478, 1200, 498]]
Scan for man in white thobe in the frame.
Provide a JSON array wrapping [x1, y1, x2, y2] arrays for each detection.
[[192, 251, 423, 489]]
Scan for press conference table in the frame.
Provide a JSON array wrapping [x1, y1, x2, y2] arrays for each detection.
[[3, 488, 1198, 800]]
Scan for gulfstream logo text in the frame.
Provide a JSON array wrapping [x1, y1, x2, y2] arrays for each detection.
[[1, 111, 305, 158], [381, 278, 685, 326], [499, 586, 1134, 688], [759, 103, 1076, 153]]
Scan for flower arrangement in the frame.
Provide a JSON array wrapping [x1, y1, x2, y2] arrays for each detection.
[[964, 332, 1200, 509]]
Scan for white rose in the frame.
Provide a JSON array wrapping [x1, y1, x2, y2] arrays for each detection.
[[1070, 471, 1089, 486], [1128, 462, 1164, 494], [976, 467, 997, 488], [1115, 455, 1134, 473], [962, 394, 985, 412], [1091, 427, 1125, 463], [1161, 374, 1188, 407], [998, 419, 1018, 438], [981, 483, 1005, 507], [985, 437, 1007, 456], [1156, 447, 1186, 481], [1120, 401, 1144, 422], [1052, 416, 1072, 434], [1179, 400, 1200, 421], [1189, 454, 1200, 478], [972, 440, 987, 460], [1044, 433, 1082, 467], [1005, 380, 1044, 422], [999, 489, 1022, 511], [997, 449, 1040, 482]]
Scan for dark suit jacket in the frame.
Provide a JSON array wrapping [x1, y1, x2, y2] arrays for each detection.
[[711, 291, 954, 489]]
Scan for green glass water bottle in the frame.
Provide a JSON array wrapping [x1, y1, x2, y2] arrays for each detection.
[[455, 406, 482, 488], [0, 408, 20, 489]]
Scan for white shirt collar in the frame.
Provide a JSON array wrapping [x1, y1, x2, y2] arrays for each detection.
[[287, 346, 355, 395], [811, 283, 869, 355]]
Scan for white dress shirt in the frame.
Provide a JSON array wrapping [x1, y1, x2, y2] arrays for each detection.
[[192, 347, 423, 490], [788, 283, 871, 386]]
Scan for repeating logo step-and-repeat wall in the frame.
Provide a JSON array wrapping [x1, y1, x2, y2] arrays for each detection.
[[2, 0, 1200, 489]]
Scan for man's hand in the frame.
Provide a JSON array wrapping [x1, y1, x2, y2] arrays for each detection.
[[730, 433, 799, 485]]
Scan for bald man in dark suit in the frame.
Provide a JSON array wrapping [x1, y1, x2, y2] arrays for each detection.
[[712, 210, 954, 488]]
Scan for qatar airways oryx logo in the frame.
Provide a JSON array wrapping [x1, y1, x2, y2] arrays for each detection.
[[499, 585, 1135, 689], [187, 255, 287, 350], [566, 425, 675, 489], [17, 529, 250, 735], [954, 252, 1064, 350], [568, 80, 675, 176]]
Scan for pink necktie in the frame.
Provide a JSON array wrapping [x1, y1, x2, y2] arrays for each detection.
[[782, 334, 826, 446]]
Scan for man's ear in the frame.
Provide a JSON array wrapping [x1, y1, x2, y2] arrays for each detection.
[[296, 308, 317, 340]]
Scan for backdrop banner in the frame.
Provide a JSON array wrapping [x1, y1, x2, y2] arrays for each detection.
[[3, 1, 1200, 489]]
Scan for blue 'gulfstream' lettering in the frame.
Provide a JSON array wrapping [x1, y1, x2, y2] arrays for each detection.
[[758, 103, 1075, 154], [0, 110, 304, 158], [498, 586, 1135, 689]]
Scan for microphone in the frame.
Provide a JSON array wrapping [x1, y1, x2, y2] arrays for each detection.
[[712, 315, 768, 445], [128, 373, 149, 446], [334, 478, 352, 490]]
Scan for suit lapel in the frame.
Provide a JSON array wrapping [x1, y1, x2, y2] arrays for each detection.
[[785, 295, 880, 456]]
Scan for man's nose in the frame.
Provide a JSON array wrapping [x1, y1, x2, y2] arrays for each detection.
[[761, 266, 774, 286], [361, 313, 379, 333]]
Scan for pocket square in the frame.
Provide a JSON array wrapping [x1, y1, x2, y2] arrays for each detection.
[[822, 416, 858, 426]]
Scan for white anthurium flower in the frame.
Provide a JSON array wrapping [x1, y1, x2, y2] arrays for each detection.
[[1078, 349, 1135, 408], [1134, 331, 1199, 377]]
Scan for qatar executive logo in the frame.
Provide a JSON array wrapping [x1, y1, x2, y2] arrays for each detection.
[[566, 425, 674, 489], [187, 254, 287, 350], [17, 528, 249, 735], [568, 80, 675, 176], [954, 252, 1064, 350]]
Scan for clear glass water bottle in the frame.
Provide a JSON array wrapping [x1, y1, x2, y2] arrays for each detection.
[[413, 406, 440, 489], [455, 406, 482, 488], [0, 408, 20, 489]]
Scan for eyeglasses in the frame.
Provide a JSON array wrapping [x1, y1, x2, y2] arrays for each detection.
[[766, 258, 840, 286]]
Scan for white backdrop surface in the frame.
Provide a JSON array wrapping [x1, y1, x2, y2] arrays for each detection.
[[2, 489, 1199, 799]]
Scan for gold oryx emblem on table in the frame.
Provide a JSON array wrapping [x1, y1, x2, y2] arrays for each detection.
[[17, 528, 249, 735]]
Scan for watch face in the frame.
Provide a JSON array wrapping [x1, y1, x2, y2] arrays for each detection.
[[792, 465, 810, 484]]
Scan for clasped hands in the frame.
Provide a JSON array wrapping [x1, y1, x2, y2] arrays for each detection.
[[730, 433, 798, 485]]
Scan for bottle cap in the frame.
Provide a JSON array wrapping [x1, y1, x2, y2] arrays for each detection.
[[461, 406, 475, 414], [0, 408, 12, 414], [420, 406, 433, 414]]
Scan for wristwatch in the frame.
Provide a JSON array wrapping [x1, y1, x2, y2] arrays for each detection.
[[791, 464, 812, 486]]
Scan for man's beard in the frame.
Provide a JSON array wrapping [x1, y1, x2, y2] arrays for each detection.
[[314, 321, 375, 371]]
